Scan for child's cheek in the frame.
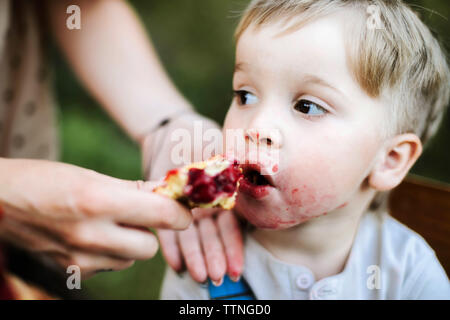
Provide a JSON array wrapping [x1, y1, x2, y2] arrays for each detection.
[[277, 163, 340, 218]]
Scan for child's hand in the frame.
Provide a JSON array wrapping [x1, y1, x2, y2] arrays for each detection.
[[142, 111, 245, 284], [141, 111, 221, 180], [158, 209, 244, 285]]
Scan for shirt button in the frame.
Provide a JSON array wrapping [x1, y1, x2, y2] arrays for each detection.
[[310, 280, 339, 300], [296, 273, 314, 290]]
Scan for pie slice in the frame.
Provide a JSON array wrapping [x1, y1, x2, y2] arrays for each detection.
[[153, 155, 243, 210]]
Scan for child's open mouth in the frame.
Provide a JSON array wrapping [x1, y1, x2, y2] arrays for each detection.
[[239, 164, 275, 199]]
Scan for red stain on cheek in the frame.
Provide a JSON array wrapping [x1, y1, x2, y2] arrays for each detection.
[[286, 184, 337, 217], [272, 164, 278, 173], [337, 202, 348, 209], [290, 184, 316, 207], [283, 185, 311, 208]]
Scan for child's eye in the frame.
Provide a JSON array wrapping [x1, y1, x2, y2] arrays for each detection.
[[293, 99, 327, 117], [233, 90, 258, 105]]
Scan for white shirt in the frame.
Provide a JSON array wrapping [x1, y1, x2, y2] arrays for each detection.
[[160, 210, 450, 299]]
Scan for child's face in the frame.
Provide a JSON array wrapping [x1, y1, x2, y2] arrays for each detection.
[[224, 13, 387, 229]]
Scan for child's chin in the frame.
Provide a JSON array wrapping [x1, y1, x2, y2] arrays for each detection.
[[236, 201, 320, 230], [252, 220, 299, 230], [237, 208, 303, 230]]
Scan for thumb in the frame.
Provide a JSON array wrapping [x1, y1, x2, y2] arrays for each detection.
[[108, 177, 165, 193], [136, 180, 165, 193]]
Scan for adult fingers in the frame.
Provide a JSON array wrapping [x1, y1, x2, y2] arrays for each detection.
[[105, 178, 162, 193], [217, 211, 244, 281], [0, 216, 66, 255], [178, 224, 207, 283], [75, 179, 192, 230], [198, 217, 226, 286], [49, 250, 135, 280], [157, 229, 184, 272], [63, 221, 159, 260]]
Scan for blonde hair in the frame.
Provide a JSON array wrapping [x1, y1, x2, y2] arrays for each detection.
[[234, 0, 450, 212]]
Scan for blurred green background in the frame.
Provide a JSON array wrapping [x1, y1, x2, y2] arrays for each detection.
[[50, 0, 450, 299]]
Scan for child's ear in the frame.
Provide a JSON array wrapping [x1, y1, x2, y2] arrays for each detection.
[[368, 133, 423, 191]]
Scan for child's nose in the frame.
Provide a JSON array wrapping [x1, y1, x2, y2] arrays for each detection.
[[245, 128, 282, 148]]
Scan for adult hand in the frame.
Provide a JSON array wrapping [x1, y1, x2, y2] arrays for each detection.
[[141, 111, 245, 285], [0, 158, 192, 279]]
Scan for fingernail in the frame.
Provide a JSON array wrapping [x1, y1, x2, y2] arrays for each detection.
[[212, 278, 223, 287], [230, 275, 241, 282]]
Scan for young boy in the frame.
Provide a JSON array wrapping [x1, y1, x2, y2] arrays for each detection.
[[160, 0, 450, 299]]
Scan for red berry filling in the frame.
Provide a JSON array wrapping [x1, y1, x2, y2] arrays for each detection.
[[184, 162, 242, 204], [164, 169, 179, 181]]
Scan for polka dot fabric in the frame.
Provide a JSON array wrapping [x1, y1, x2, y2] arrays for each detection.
[[0, 0, 59, 161]]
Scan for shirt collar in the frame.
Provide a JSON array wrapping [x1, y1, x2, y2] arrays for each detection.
[[242, 211, 375, 299]]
